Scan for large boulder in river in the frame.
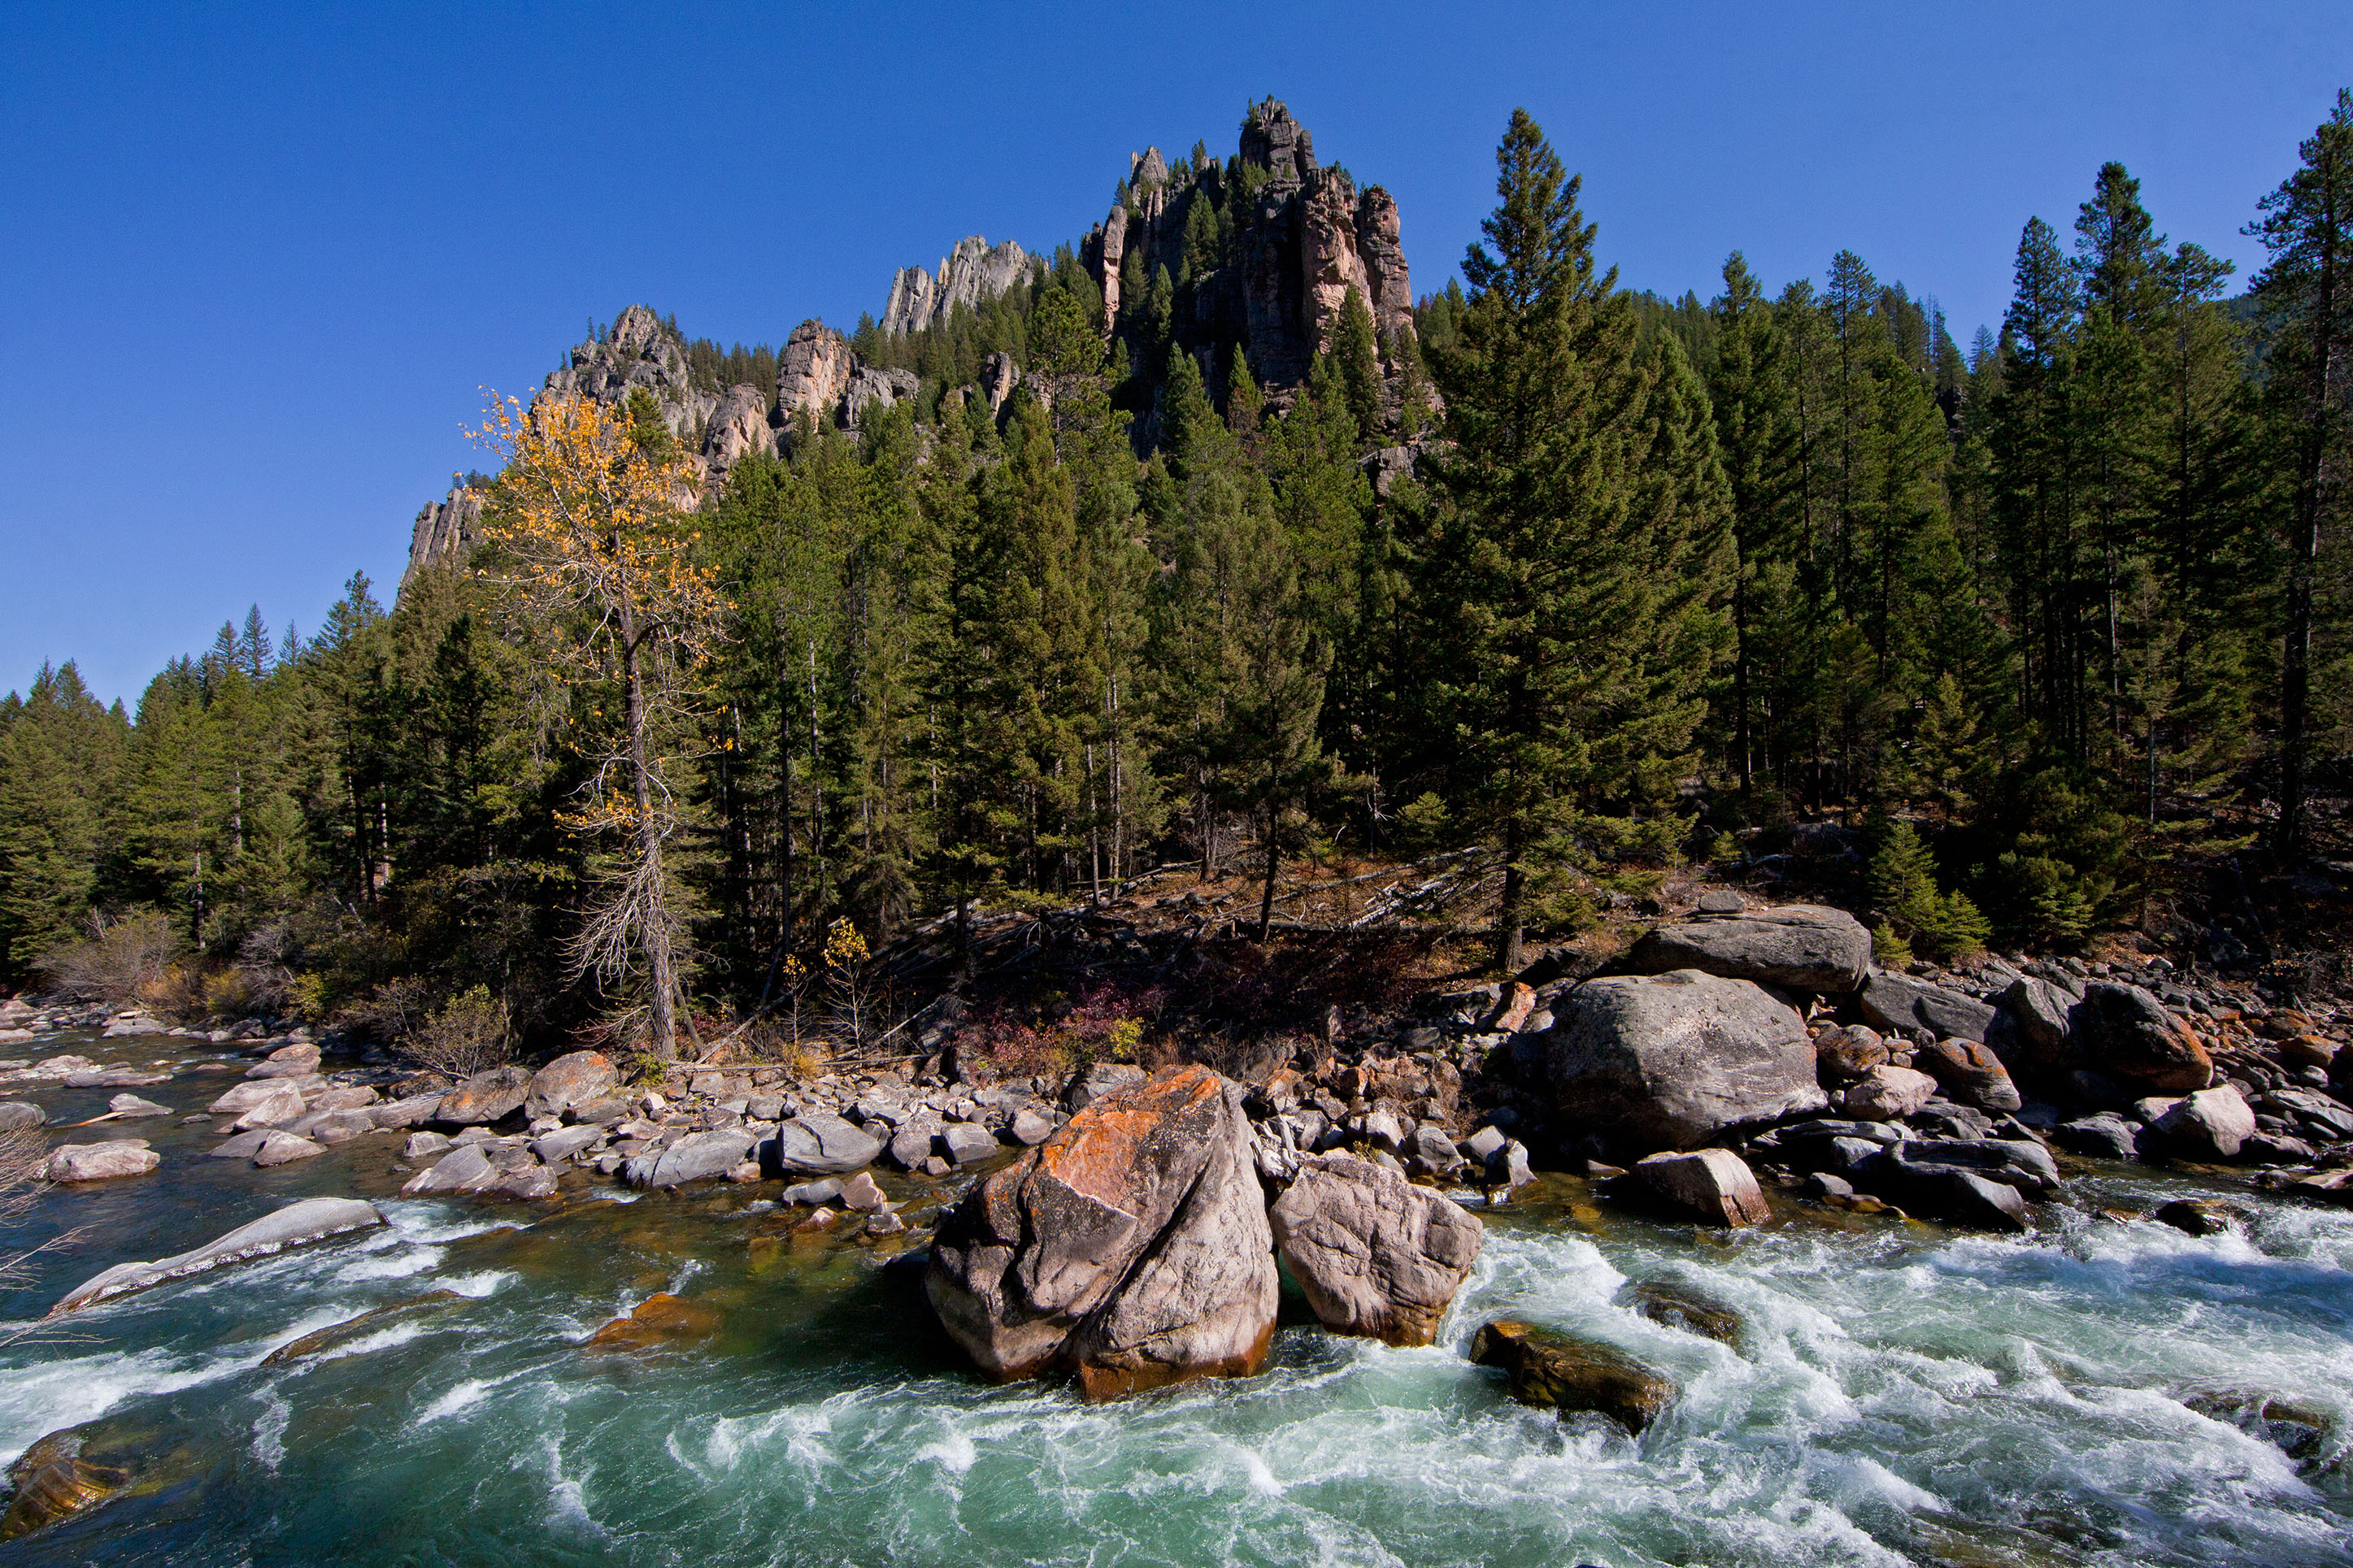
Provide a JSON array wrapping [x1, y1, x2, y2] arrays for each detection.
[[524, 1050, 618, 1119], [1624, 904, 1870, 992], [0, 1102, 44, 1131], [2069, 984, 2212, 1093], [244, 1042, 321, 1079], [1268, 1153, 1483, 1345], [436, 1065, 533, 1125], [1916, 1038, 2023, 1113], [1633, 1148, 1771, 1227], [2155, 1085, 2256, 1159], [1546, 970, 1824, 1150], [626, 1128, 759, 1188], [927, 1064, 1277, 1398], [1858, 971, 1996, 1044], [1470, 1320, 1675, 1434]]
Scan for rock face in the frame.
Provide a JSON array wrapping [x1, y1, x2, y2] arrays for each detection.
[[2071, 984, 2213, 1092], [1624, 905, 1872, 992], [1633, 1149, 1771, 1227], [53, 1198, 384, 1312], [705, 383, 775, 471], [437, 1066, 533, 1126], [524, 1051, 617, 1119], [46, 1140, 158, 1182], [402, 484, 485, 587], [1268, 1153, 1483, 1345], [926, 1064, 1277, 1398], [1470, 1320, 1675, 1435], [776, 319, 856, 429], [1545, 970, 1825, 1149], [881, 237, 1033, 337]]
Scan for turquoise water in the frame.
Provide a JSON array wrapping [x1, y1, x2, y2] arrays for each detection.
[[4, 1032, 2351, 1566]]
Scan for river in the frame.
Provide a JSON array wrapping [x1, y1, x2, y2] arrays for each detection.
[[2, 1028, 2349, 1566]]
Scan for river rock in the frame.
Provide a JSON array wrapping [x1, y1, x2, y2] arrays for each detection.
[[626, 1128, 759, 1188], [841, 1171, 887, 1211], [105, 1092, 172, 1118], [0, 1102, 43, 1131], [2155, 1086, 2256, 1159], [1860, 1149, 2031, 1230], [210, 1079, 294, 1117], [244, 1042, 321, 1079], [1062, 1061, 1147, 1111], [251, 1130, 325, 1166], [492, 1164, 559, 1199], [2056, 1113, 2144, 1161], [371, 1093, 444, 1129], [2155, 1197, 2241, 1236], [768, 1113, 883, 1175], [1633, 1148, 1771, 1227], [2070, 984, 2212, 1092], [46, 1139, 159, 1182], [437, 1065, 533, 1125], [1469, 1320, 1676, 1434], [532, 1124, 603, 1162], [1836, 1064, 1939, 1120], [1859, 972, 1996, 1044], [51, 1197, 385, 1311], [401, 1143, 503, 1194], [1916, 1038, 2024, 1113], [1268, 1152, 1483, 1345], [1011, 1106, 1056, 1146], [1623, 904, 1870, 992], [525, 1050, 618, 1118], [927, 1065, 1277, 1397], [1994, 976, 2076, 1070], [227, 1081, 307, 1130], [207, 1129, 272, 1158], [1622, 1279, 1742, 1345], [942, 1122, 998, 1165], [1546, 970, 1823, 1149], [783, 1177, 842, 1205]]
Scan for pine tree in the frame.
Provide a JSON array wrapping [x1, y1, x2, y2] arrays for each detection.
[[1331, 284, 1382, 446], [2248, 89, 2353, 857], [0, 662, 127, 976], [1424, 109, 1728, 970], [1707, 252, 1797, 788]]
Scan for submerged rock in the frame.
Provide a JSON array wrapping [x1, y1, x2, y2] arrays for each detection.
[[583, 1292, 724, 1352], [1470, 1319, 1676, 1434], [1622, 1279, 1743, 1345], [52, 1197, 384, 1312], [263, 1291, 464, 1366], [2154, 1197, 2241, 1236], [1269, 1152, 1483, 1346], [927, 1064, 1277, 1398], [0, 1431, 127, 1542], [1544, 970, 1823, 1149]]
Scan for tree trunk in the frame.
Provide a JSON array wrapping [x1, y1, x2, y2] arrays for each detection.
[[621, 625, 678, 1060], [1257, 795, 1280, 940], [1494, 823, 1525, 974]]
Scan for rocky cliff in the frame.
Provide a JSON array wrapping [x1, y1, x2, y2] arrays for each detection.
[[881, 237, 1034, 337]]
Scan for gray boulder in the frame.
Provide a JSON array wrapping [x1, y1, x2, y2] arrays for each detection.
[[928, 1065, 1277, 1397], [437, 1066, 533, 1125], [2156, 1086, 2256, 1160], [768, 1113, 882, 1175], [370, 1093, 445, 1129], [625, 1128, 758, 1188], [1835, 1065, 1939, 1121], [244, 1042, 321, 1079], [250, 1131, 325, 1167], [1269, 1153, 1484, 1345], [531, 1124, 604, 1162], [1916, 1038, 2024, 1113], [106, 1093, 172, 1119], [942, 1122, 998, 1166], [0, 1102, 43, 1131], [400, 1143, 503, 1195], [1624, 904, 1870, 992], [52, 1197, 384, 1312], [1545, 970, 1824, 1149], [2056, 1114, 2144, 1161], [1859, 972, 1997, 1044], [524, 1051, 618, 1119], [2070, 984, 2212, 1093]]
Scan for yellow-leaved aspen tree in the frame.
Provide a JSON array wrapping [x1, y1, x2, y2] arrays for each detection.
[[469, 392, 725, 1059]]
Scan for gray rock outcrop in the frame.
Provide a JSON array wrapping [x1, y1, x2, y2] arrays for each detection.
[[1268, 1153, 1482, 1345], [768, 1112, 883, 1175], [524, 1051, 618, 1120], [1858, 971, 1998, 1042], [1625, 904, 1872, 992], [881, 237, 1033, 337], [1545, 970, 1825, 1149], [436, 1066, 532, 1125]]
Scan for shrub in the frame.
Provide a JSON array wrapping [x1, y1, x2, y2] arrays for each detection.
[[402, 986, 515, 1077], [35, 910, 180, 1005]]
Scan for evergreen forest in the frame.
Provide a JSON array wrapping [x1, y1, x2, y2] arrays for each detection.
[[4, 98, 2351, 1060]]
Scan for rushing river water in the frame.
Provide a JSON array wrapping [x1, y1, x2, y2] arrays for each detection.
[[3, 1031, 2351, 1566]]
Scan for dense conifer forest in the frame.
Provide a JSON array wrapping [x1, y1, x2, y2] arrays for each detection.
[[4, 97, 2349, 1059]]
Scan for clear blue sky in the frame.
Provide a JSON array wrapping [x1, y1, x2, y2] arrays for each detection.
[[5, 2, 2347, 706]]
